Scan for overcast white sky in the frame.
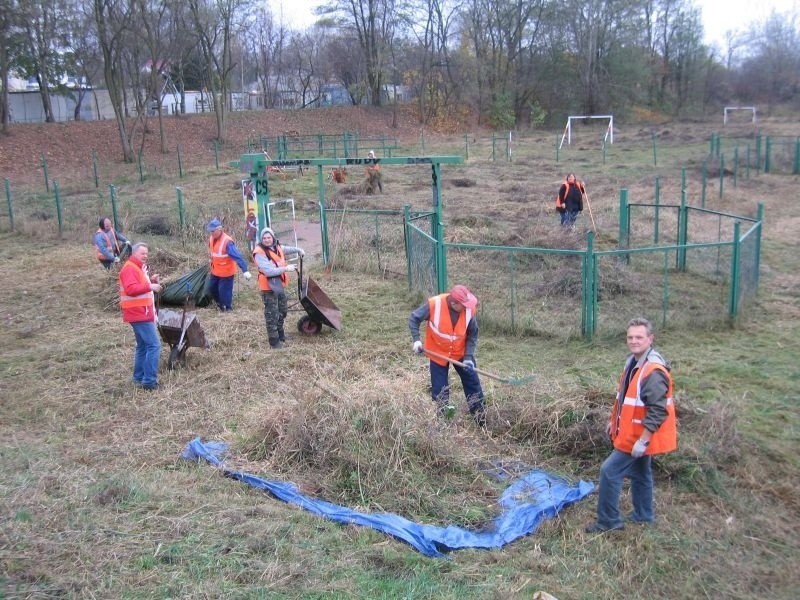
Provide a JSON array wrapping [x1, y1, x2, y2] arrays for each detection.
[[273, 0, 799, 49]]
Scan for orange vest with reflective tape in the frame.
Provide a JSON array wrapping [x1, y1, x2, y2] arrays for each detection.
[[423, 293, 472, 367], [252, 244, 287, 290], [95, 228, 120, 261], [119, 260, 155, 316], [209, 232, 237, 277], [611, 360, 677, 455]]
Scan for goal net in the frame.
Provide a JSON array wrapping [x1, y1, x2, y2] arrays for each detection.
[[559, 115, 614, 149]]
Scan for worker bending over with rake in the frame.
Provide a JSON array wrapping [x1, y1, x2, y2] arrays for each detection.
[[409, 285, 486, 426]]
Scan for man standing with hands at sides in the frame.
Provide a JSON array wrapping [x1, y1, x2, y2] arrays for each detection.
[[409, 284, 486, 426], [206, 218, 251, 312], [585, 317, 677, 533], [119, 243, 162, 390], [252, 227, 305, 349]]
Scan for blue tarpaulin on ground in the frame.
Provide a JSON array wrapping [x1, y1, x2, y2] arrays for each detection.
[[181, 437, 594, 558]]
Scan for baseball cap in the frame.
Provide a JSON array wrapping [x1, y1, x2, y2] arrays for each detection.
[[449, 284, 477, 309]]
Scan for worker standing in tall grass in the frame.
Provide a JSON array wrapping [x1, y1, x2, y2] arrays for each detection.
[[585, 317, 677, 533], [555, 173, 585, 229], [119, 243, 162, 391]]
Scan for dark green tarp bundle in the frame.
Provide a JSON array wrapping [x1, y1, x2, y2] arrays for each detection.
[[159, 264, 211, 307]]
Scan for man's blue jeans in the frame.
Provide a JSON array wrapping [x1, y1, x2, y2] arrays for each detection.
[[596, 449, 655, 528], [131, 320, 161, 387], [208, 274, 235, 310], [429, 360, 484, 415]]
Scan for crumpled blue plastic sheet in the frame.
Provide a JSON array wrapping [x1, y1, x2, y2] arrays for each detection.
[[181, 437, 595, 558]]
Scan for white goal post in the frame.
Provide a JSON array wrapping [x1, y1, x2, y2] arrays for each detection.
[[559, 115, 614, 149], [723, 106, 757, 125]]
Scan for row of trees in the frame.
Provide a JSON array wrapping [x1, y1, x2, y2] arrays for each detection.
[[1, 0, 798, 157]]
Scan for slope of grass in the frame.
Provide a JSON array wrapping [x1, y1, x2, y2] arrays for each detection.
[[1, 119, 799, 599]]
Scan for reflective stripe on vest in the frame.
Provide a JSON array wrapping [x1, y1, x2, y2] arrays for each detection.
[[210, 233, 237, 277], [423, 294, 472, 366], [95, 229, 119, 261], [253, 244, 287, 290], [119, 262, 154, 309], [611, 360, 677, 455]]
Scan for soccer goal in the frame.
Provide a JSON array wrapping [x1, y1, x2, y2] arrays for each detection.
[[559, 115, 614, 149], [723, 106, 757, 125]]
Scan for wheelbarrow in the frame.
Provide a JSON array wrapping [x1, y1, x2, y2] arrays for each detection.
[[295, 258, 342, 335], [157, 304, 209, 369]]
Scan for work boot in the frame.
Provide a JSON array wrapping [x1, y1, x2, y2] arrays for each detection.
[[269, 337, 283, 349], [278, 328, 286, 343]]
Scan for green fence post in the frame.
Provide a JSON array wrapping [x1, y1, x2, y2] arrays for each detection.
[[719, 154, 725, 199], [709, 132, 714, 155], [420, 130, 425, 154], [213, 140, 219, 170], [509, 252, 517, 331], [4, 178, 14, 231], [137, 149, 144, 183], [755, 135, 762, 174], [652, 131, 657, 166], [728, 220, 741, 322], [678, 188, 688, 271], [755, 202, 764, 292], [318, 165, 329, 264], [661, 251, 669, 328], [581, 230, 596, 339], [555, 134, 560, 163], [681, 166, 686, 198], [54, 180, 63, 238], [716, 132, 721, 157], [464, 133, 469, 160], [654, 176, 660, 244], [794, 137, 800, 175], [41, 154, 50, 192], [619, 188, 629, 264], [92, 149, 99, 188], [491, 133, 496, 162], [177, 144, 184, 178], [403, 204, 412, 288], [764, 137, 771, 173], [432, 162, 447, 292], [733, 147, 738, 187], [746, 144, 751, 180], [701, 159, 707, 208], [110, 184, 119, 231], [176, 187, 185, 229], [506, 131, 511, 162]]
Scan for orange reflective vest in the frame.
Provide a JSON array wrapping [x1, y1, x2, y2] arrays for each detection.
[[95, 228, 120, 261], [119, 260, 155, 322], [252, 244, 287, 291], [611, 359, 677, 455], [209, 232, 237, 277], [423, 293, 473, 367]]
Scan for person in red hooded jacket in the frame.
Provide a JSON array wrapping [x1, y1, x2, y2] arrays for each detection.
[[119, 242, 162, 390]]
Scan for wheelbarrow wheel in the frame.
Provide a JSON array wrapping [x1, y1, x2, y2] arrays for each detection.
[[168, 345, 182, 370], [297, 315, 323, 335]]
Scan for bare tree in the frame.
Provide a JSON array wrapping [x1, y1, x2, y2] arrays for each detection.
[[187, 0, 251, 141], [93, 0, 141, 161]]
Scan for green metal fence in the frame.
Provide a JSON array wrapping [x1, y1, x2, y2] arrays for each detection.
[[399, 195, 763, 339]]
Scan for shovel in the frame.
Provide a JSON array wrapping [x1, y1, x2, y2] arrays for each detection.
[[422, 349, 536, 386]]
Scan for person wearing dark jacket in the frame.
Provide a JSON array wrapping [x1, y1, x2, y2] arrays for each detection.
[[555, 173, 586, 228]]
